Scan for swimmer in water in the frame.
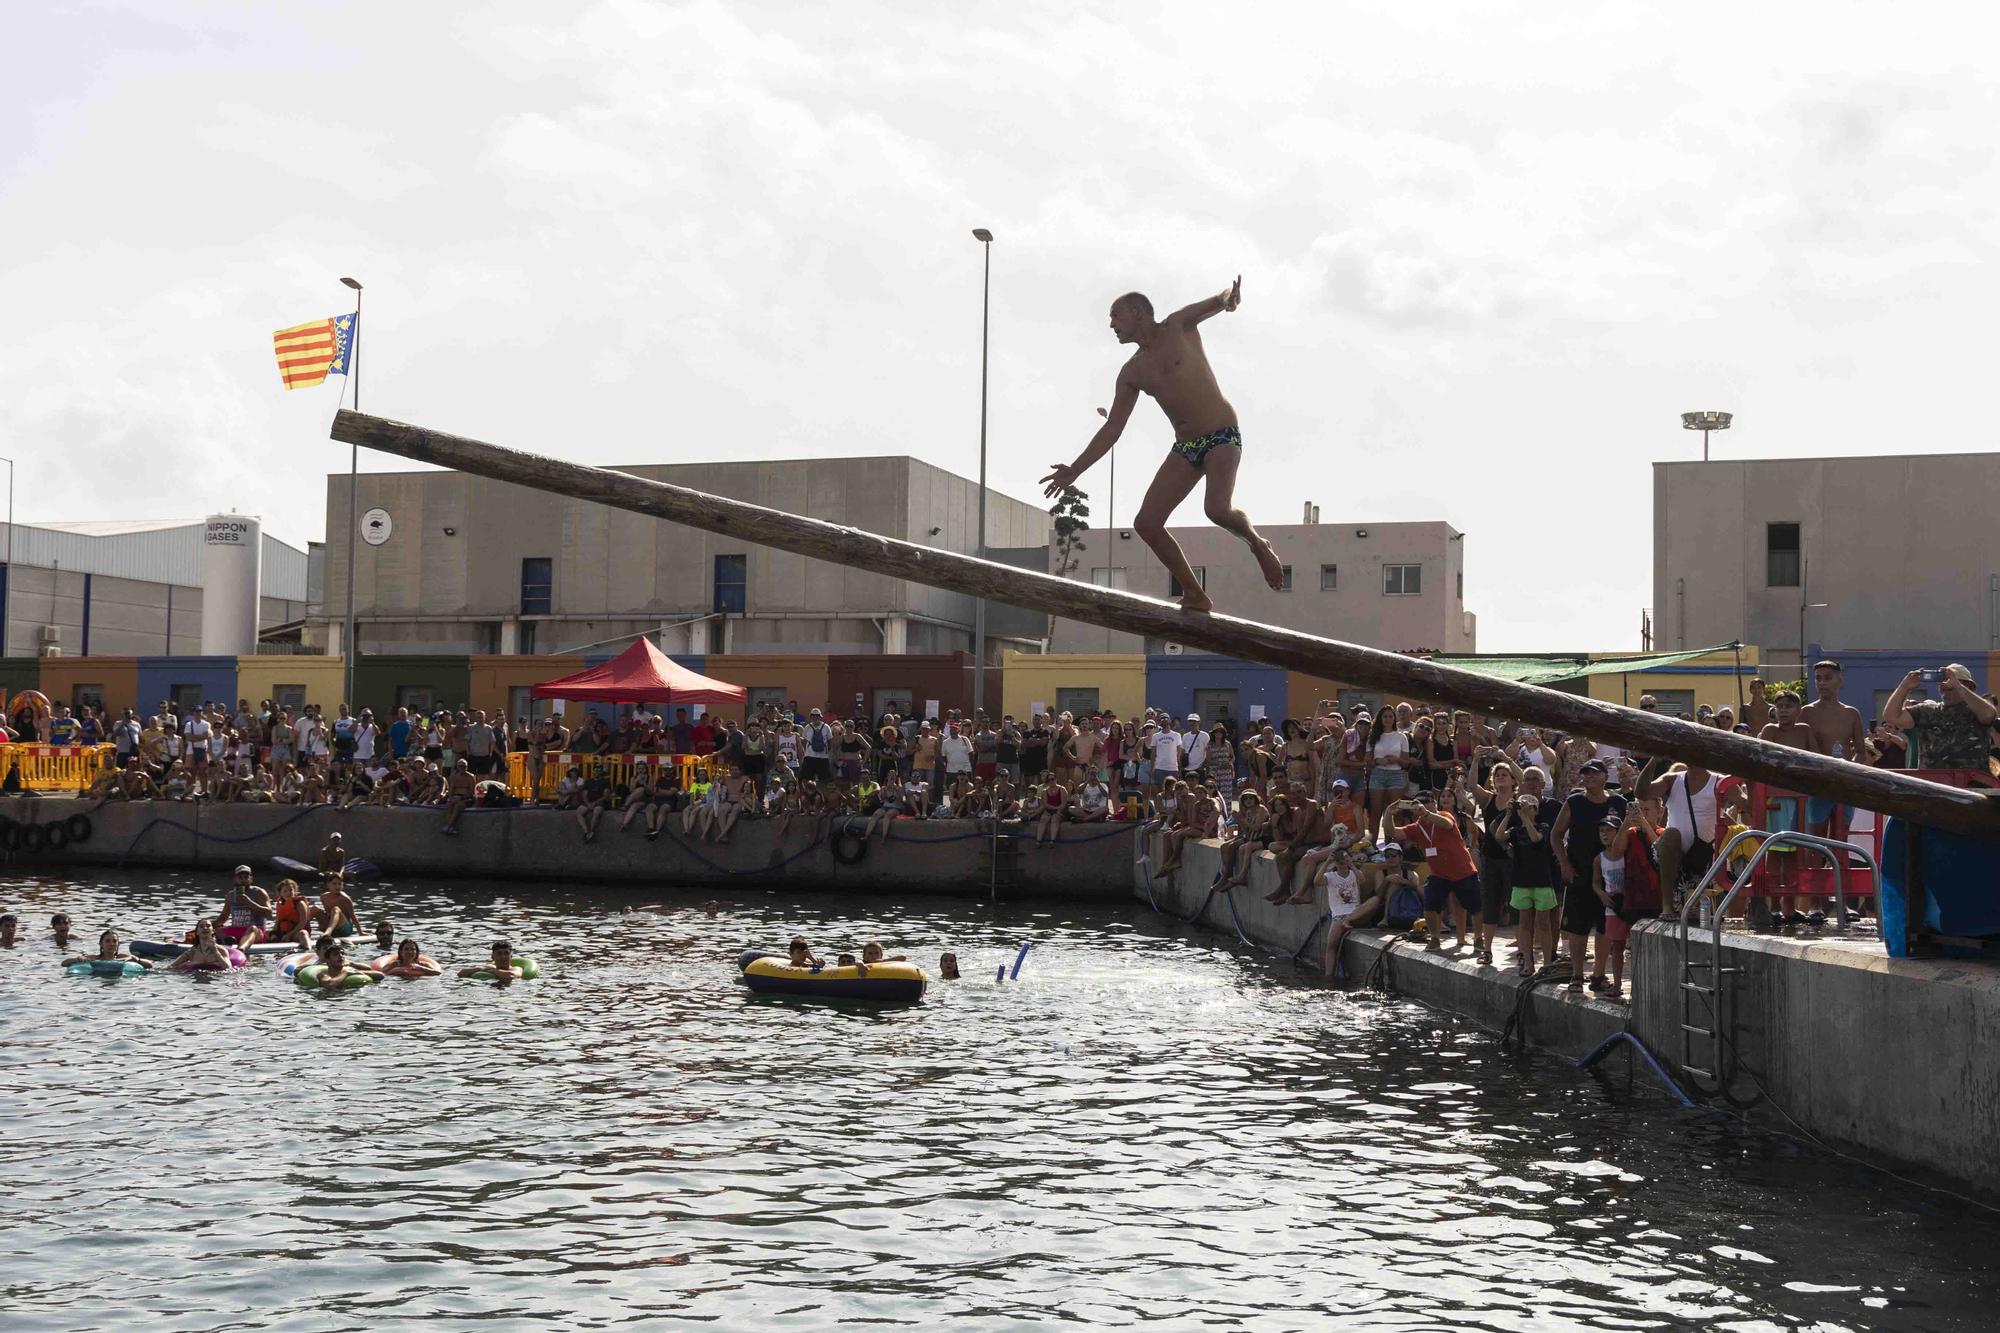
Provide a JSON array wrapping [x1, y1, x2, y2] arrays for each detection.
[[0, 913, 19, 947], [269, 879, 315, 946], [50, 913, 76, 950], [938, 950, 961, 980], [63, 929, 150, 970], [170, 918, 236, 972], [786, 935, 825, 970], [458, 939, 526, 980], [314, 875, 359, 938], [213, 865, 273, 948], [372, 919, 396, 952], [316, 940, 364, 988], [377, 939, 442, 978]]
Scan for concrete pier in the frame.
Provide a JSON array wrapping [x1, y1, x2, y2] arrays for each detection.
[[1135, 833, 2000, 1200], [5, 797, 1140, 898]]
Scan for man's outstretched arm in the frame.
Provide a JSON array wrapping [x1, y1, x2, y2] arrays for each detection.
[[1042, 377, 1139, 495], [1171, 275, 1241, 325]]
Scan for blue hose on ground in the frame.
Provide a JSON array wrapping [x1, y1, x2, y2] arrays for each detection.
[[1575, 1031, 1699, 1110], [1010, 941, 1031, 979]]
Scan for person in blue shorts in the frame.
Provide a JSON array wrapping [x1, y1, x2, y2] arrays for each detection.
[[1041, 276, 1285, 612]]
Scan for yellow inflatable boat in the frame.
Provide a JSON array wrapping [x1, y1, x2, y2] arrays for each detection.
[[737, 950, 928, 1002]]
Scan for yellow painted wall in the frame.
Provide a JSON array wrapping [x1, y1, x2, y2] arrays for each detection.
[[702, 654, 831, 724], [1584, 647, 1761, 716], [236, 656, 348, 715], [1001, 652, 1146, 721], [1286, 671, 1433, 721]]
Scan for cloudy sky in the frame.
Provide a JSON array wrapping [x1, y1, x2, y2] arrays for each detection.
[[6, 2, 1994, 650]]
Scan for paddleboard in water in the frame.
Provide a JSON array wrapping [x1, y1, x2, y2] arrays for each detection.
[[270, 856, 379, 881], [129, 938, 299, 959]]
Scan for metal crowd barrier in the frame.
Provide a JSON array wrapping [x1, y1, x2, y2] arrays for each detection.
[[502, 751, 727, 801], [4, 743, 117, 791]]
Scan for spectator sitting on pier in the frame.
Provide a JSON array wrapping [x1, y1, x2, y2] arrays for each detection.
[[1212, 788, 1271, 890], [576, 767, 615, 842], [440, 763, 477, 835], [620, 768, 665, 835], [1069, 773, 1111, 823], [161, 759, 192, 801], [1030, 770, 1069, 847], [108, 757, 157, 801], [1292, 779, 1370, 902], [1319, 846, 1379, 979], [864, 775, 906, 841], [553, 766, 585, 811]]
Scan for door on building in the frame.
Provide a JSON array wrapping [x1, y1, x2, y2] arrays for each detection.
[[1647, 689, 1697, 720], [72, 683, 106, 714], [273, 684, 308, 715], [871, 687, 914, 723], [748, 686, 790, 718], [1337, 688, 1382, 717], [1192, 688, 1239, 729], [171, 684, 203, 714], [507, 686, 536, 727], [396, 686, 436, 715], [1055, 687, 1100, 718]]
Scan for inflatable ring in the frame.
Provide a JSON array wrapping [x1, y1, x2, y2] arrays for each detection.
[[19, 823, 47, 854], [295, 963, 376, 990], [43, 820, 70, 852], [64, 813, 92, 845], [737, 950, 927, 1002], [463, 956, 540, 981], [830, 822, 869, 866], [178, 948, 246, 971], [67, 959, 146, 978], [7, 689, 51, 720]]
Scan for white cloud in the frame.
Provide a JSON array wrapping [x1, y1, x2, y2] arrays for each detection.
[[6, 0, 2000, 652]]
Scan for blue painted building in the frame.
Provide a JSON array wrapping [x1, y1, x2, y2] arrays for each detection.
[[136, 655, 240, 714], [1145, 655, 1290, 736], [1807, 645, 1989, 727]]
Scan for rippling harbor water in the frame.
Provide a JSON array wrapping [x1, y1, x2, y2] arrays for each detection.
[[2, 869, 1995, 1330]]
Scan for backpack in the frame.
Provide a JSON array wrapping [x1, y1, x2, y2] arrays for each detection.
[[1384, 875, 1426, 929], [1620, 827, 1663, 919]]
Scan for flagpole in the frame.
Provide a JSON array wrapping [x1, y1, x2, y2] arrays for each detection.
[[339, 277, 363, 709]]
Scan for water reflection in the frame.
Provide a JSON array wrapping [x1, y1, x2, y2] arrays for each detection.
[[0, 869, 1992, 1329]]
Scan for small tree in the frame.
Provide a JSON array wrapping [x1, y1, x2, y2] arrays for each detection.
[[1050, 485, 1090, 579]]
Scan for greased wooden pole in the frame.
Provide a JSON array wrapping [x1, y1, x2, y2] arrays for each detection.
[[330, 409, 2000, 839]]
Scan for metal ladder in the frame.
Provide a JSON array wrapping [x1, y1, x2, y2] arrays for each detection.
[[1676, 828, 1878, 1089]]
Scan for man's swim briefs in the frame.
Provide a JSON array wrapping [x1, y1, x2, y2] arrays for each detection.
[[1170, 424, 1241, 469]]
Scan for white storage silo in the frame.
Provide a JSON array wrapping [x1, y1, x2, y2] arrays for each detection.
[[200, 514, 263, 655]]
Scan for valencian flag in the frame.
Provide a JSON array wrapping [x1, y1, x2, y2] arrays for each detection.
[[272, 313, 356, 390]]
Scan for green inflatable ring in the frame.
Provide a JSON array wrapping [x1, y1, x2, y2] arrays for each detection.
[[295, 963, 377, 990], [466, 955, 540, 980]]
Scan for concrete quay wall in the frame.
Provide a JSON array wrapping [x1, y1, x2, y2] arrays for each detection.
[[5, 798, 1141, 898], [1141, 837, 2000, 1199], [1626, 923, 2000, 1198]]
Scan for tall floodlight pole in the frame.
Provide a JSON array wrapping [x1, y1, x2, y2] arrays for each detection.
[[1681, 409, 1732, 462], [339, 276, 363, 708], [971, 228, 993, 718], [1, 454, 12, 659]]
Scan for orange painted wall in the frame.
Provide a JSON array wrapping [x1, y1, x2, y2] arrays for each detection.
[[38, 657, 140, 714], [702, 655, 832, 724], [468, 656, 586, 720]]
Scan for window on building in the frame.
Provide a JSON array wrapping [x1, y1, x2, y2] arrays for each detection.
[[1278, 565, 1293, 592], [1646, 689, 1697, 719], [171, 684, 202, 713], [1337, 688, 1381, 716], [273, 685, 307, 713], [1767, 523, 1801, 587], [518, 621, 537, 655], [1456, 571, 1463, 601], [395, 686, 435, 714], [1056, 687, 1100, 717], [520, 557, 553, 614], [1089, 567, 1130, 590], [478, 622, 502, 655], [714, 553, 748, 614], [1319, 563, 1338, 591], [1383, 563, 1422, 595], [1167, 566, 1207, 598], [72, 684, 105, 713]]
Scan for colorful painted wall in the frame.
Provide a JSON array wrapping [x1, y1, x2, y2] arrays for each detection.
[[702, 654, 831, 724], [135, 655, 239, 712], [1802, 645, 1988, 728], [1001, 652, 1145, 722], [468, 655, 586, 721], [1146, 655, 1289, 731], [352, 655, 472, 720], [236, 656, 348, 718], [826, 653, 995, 723], [39, 656, 139, 715], [1584, 647, 1763, 719]]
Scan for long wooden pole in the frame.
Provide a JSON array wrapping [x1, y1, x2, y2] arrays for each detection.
[[330, 409, 2000, 838]]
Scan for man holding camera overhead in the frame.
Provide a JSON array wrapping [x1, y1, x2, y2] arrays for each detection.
[[1881, 664, 1996, 769]]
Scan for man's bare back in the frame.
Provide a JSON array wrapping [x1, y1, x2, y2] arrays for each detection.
[[1041, 276, 1283, 612]]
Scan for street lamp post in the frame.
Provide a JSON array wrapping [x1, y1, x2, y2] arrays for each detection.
[[1681, 410, 1732, 462], [970, 228, 992, 718], [338, 276, 363, 709]]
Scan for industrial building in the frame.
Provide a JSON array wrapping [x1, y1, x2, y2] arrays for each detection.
[[0, 518, 311, 660], [1652, 451, 2000, 716]]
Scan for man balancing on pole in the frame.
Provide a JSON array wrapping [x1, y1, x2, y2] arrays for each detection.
[[1041, 276, 1284, 613]]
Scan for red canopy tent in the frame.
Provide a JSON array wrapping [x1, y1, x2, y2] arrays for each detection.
[[529, 639, 745, 706]]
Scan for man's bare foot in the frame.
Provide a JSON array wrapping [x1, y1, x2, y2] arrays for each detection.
[[1250, 536, 1284, 591], [1178, 588, 1214, 613]]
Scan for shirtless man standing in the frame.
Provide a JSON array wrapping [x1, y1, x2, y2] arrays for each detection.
[[1799, 660, 1868, 836], [1041, 277, 1283, 612], [1757, 690, 1822, 925]]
